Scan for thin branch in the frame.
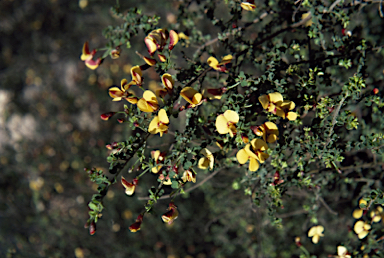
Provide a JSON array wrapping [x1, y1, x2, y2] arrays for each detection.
[[308, 161, 384, 174], [292, 0, 304, 22], [318, 196, 338, 215], [137, 167, 225, 200]]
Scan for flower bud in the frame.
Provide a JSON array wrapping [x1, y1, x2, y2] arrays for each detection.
[[129, 214, 144, 232], [100, 112, 116, 121], [373, 88, 379, 94], [89, 221, 96, 235]]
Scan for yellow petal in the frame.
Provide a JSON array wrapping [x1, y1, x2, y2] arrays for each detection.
[[215, 114, 230, 134], [223, 110, 239, 123], [219, 55, 233, 65], [201, 148, 212, 158], [240, 2, 256, 11], [148, 116, 160, 134], [251, 139, 269, 152], [244, 144, 258, 160], [266, 134, 278, 143], [259, 95, 269, 109], [158, 109, 169, 124], [143, 90, 158, 104], [137, 99, 155, 112], [109, 87, 124, 99], [268, 92, 283, 104], [198, 157, 210, 169], [275, 107, 286, 119], [312, 235, 319, 244], [131, 65, 142, 85], [169, 30, 179, 50], [236, 148, 249, 164], [207, 56, 219, 69], [249, 158, 259, 172], [287, 112, 297, 121], [264, 122, 278, 131], [257, 152, 269, 163], [144, 36, 157, 55], [180, 87, 200, 105], [337, 246, 348, 256]]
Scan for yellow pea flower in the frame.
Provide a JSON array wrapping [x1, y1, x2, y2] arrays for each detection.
[[121, 177, 138, 196], [259, 92, 284, 113], [215, 110, 239, 137], [80, 42, 102, 70], [354, 220, 371, 239], [148, 109, 169, 137], [168, 30, 179, 50], [182, 170, 196, 183], [240, 2, 256, 11], [336, 246, 351, 258], [207, 55, 233, 72], [236, 139, 269, 172], [180, 87, 203, 107], [108, 79, 138, 104], [276, 100, 298, 121], [252, 121, 279, 143], [308, 225, 324, 244], [137, 90, 159, 112], [198, 148, 214, 170]]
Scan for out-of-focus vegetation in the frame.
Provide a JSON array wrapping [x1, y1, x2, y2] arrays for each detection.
[[1, 0, 384, 257]]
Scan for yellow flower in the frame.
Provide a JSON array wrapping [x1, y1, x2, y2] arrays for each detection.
[[182, 170, 196, 183], [276, 100, 298, 121], [252, 122, 279, 143], [110, 46, 121, 59], [131, 65, 143, 86], [370, 206, 383, 223], [259, 92, 284, 113], [143, 56, 157, 66], [80, 42, 102, 70], [308, 225, 324, 244], [207, 55, 233, 72], [198, 148, 214, 170], [354, 220, 371, 239], [336, 246, 351, 258], [137, 90, 159, 112], [240, 2, 256, 11], [180, 87, 203, 107], [148, 109, 169, 137], [352, 199, 368, 219], [236, 139, 269, 172], [301, 12, 313, 27], [215, 110, 239, 137], [108, 79, 138, 104], [121, 177, 138, 196], [151, 150, 165, 173]]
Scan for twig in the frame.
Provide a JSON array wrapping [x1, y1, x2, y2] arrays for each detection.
[[327, 0, 344, 12], [137, 167, 225, 200], [323, 92, 349, 149], [292, 0, 304, 22], [276, 209, 308, 218], [308, 161, 384, 174], [318, 196, 338, 215]]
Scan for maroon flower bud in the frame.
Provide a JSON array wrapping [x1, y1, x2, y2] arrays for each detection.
[[161, 202, 179, 225], [117, 118, 125, 123], [373, 88, 379, 94]]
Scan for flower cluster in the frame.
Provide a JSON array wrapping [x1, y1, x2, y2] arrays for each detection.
[[259, 92, 298, 121]]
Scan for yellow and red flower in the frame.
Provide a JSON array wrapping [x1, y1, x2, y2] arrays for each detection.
[[162, 202, 179, 225], [236, 139, 269, 172], [121, 177, 138, 196], [180, 87, 203, 107], [137, 90, 159, 112], [129, 214, 144, 232], [108, 79, 138, 104], [215, 110, 239, 137], [207, 55, 233, 72], [131, 65, 143, 86], [252, 122, 279, 143], [151, 150, 166, 173], [148, 109, 169, 137], [81, 42, 102, 70], [181, 170, 196, 183], [162, 73, 174, 92]]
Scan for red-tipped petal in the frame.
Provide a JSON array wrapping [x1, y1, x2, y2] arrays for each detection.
[[100, 112, 116, 121], [169, 30, 179, 50]]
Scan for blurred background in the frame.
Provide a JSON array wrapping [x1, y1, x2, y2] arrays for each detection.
[[1, 0, 383, 257]]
